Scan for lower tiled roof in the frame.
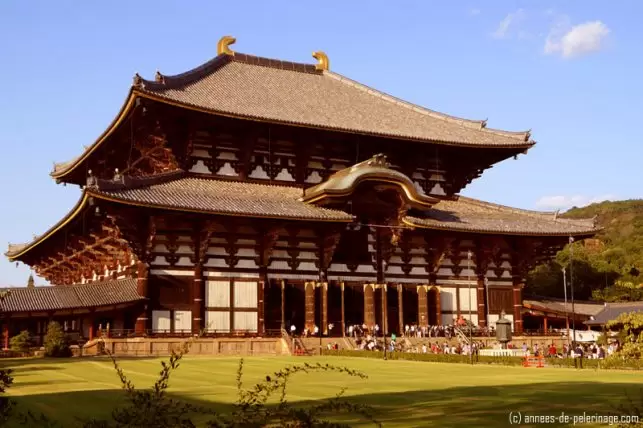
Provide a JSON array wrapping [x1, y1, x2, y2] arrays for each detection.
[[585, 302, 643, 325], [0, 278, 143, 313], [405, 196, 599, 236], [523, 299, 604, 317], [90, 177, 354, 221]]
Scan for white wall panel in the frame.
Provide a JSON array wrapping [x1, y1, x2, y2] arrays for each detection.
[[440, 289, 456, 312], [234, 281, 258, 308], [206, 311, 230, 332], [234, 312, 258, 332], [207, 280, 230, 307], [174, 310, 192, 333], [152, 310, 171, 332], [458, 288, 477, 311]]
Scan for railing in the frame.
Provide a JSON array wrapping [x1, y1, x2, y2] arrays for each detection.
[[98, 328, 284, 339], [454, 327, 470, 345]]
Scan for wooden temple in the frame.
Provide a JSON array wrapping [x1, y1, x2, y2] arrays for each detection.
[[3, 36, 599, 343]]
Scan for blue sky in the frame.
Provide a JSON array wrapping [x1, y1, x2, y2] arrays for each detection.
[[0, 1, 641, 286]]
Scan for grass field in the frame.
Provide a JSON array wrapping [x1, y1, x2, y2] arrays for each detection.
[[2, 356, 642, 427]]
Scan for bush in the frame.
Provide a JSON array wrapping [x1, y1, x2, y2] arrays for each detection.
[[43, 322, 71, 358], [9, 330, 31, 353]]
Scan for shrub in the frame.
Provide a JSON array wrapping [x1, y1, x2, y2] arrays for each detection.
[[9, 330, 31, 353], [43, 322, 71, 358]]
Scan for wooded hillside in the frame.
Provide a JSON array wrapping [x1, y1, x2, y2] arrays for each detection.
[[526, 200, 643, 301]]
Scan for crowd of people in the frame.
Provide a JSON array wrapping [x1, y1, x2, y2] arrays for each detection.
[[517, 341, 620, 359]]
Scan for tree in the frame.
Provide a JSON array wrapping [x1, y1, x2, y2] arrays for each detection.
[[606, 311, 643, 359], [9, 331, 31, 353], [43, 322, 70, 358]]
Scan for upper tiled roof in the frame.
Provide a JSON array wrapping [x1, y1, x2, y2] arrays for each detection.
[[405, 196, 599, 236], [0, 278, 142, 313], [585, 302, 643, 326], [90, 177, 354, 222], [134, 53, 533, 149]]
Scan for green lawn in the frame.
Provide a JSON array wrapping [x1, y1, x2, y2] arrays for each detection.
[[2, 356, 643, 427]]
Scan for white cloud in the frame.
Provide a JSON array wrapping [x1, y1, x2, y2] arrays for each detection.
[[544, 20, 610, 58], [493, 9, 526, 39], [535, 194, 617, 210], [469, 8, 481, 16]]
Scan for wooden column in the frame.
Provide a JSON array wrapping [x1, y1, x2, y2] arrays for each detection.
[[305, 281, 315, 331], [88, 310, 95, 340], [417, 285, 428, 327], [340, 282, 345, 337], [258, 280, 265, 335], [477, 275, 487, 327], [543, 315, 548, 333], [364, 284, 375, 328], [429, 273, 441, 326], [455, 285, 461, 318], [280, 280, 286, 330], [2, 317, 8, 350], [135, 261, 150, 335], [321, 282, 328, 335], [192, 264, 204, 335], [397, 284, 404, 334], [512, 276, 524, 334], [380, 284, 388, 335]]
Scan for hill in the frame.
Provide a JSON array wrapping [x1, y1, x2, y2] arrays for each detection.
[[526, 199, 643, 301]]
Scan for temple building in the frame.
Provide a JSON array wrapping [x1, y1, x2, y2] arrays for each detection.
[[3, 36, 599, 344]]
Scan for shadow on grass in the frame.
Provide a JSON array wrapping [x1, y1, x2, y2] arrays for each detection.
[[5, 381, 641, 428]]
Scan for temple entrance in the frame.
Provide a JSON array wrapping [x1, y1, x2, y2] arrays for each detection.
[[265, 280, 283, 330], [343, 283, 364, 331], [387, 286, 400, 335], [284, 282, 305, 333], [402, 286, 418, 328], [327, 282, 343, 336], [428, 287, 441, 325]]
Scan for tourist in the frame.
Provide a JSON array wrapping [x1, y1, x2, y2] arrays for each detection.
[[290, 324, 296, 336], [548, 343, 557, 358], [422, 343, 427, 353], [313, 325, 319, 336]]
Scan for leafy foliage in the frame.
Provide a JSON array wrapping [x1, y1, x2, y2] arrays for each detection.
[[526, 200, 643, 301], [9, 330, 31, 353], [0, 369, 14, 426], [43, 322, 71, 358], [607, 312, 643, 359]]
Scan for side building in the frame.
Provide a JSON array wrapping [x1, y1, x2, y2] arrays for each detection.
[[3, 37, 598, 343]]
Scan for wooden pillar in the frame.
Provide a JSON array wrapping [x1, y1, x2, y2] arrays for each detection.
[[429, 273, 441, 326], [87, 310, 95, 340], [397, 284, 404, 334], [135, 261, 150, 335], [257, 280, 265, 335], [543, 315, 548, 333], [477, 275, 487, 327], [455, 284, 461, 318], [340, 282, 345, 337], [192, 264, 204, 335], [2, 318, 8, 350], [321, 282, 328, 335], [512, 276, 523, 334], [363, 284, 375, 328], [380, 284, 388, 335], [305, 281, 315, 331], [417, 285, 428, 327], [280, 280, 286, 331]]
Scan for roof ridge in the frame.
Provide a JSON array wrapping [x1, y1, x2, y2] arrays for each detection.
[[138, 52, 321, 91], [325, 71, 532, 142]]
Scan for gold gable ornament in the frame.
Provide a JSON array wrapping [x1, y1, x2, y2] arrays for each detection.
[[312, 51, 329, 71], [217, 36, 236, 56]]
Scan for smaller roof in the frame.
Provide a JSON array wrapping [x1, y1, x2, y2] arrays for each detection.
[[0, 278, 143, 313], [302, 153, 438, 208], [405, 196, 599, 236], [585, 302, 643, 326]]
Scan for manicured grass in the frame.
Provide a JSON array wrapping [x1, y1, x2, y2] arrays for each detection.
[[2, 355, 643, 427]]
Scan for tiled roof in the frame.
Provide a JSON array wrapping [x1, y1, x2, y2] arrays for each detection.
[[405, 196, 599, 236], [136, 53, 533, 148], [90, 177, 354, 222], [523, 299, 605, 317], [585, 302, 643, 326], [0, 278, 142, 313]]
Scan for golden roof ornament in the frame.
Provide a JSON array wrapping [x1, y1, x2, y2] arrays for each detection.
[[312, 51, 329, 71], [367, 153, 389, 168], [217, 36, 236, 56]]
